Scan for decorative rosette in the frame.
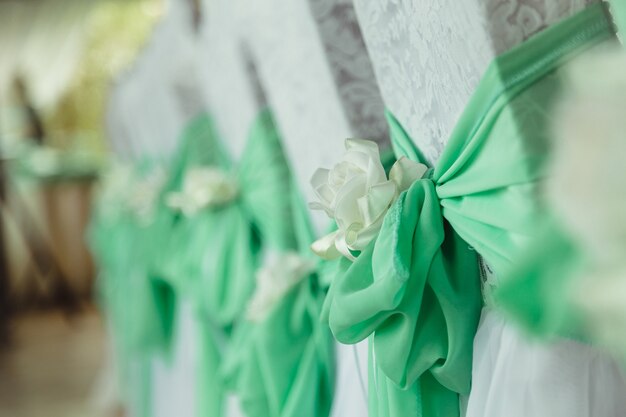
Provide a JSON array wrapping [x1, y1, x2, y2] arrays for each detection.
[[309, 139, 427, 260]]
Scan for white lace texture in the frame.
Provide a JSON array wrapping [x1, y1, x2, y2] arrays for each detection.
[[236, 0, 387, 235], [308, 0, 388, 143], [353, 0, 593, 166]]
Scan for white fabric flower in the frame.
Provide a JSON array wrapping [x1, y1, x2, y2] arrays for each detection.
[[246, 251, 316, 322], [309, 138, 427, 260], [166, 167, 238, 217], [127, 167, 166, 225]]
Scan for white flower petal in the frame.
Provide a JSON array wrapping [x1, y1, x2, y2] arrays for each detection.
[[357, 180, 397, 226], [344, 140, 386, 185], [365, 155, 388, 187], [311, 231, 342, 260], [345, 138, 381, 162], [389, 157, 428, 192], [333, 174, 368, 229], [329, 161, 364, 192], [314, 182, 335, 207], [334, 231, 357, 261], [345, 215, 385, 252], [310, 168, 334, 202], [308, 201, 334, 217], [343, 148, 372, 173]]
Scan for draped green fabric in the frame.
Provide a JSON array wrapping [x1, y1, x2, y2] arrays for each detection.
[[89, 158, 170, 355], [125, 114, 230, 358], [322, 4, 615, 417], [156, 113, 232, 309], [98, 114, 228, 360], [229, 186, 334, 417], [89, 114, 229, 416], [158, 108, 332, 417], [168, 109, 297, 317]]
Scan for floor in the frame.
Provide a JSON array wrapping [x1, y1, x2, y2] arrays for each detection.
[[0, 308, 113, 417]]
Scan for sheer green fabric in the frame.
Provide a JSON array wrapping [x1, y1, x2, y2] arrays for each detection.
[[131, 114, 230, 358], [228, 187, 334, 417], [322, 4, 615, 417], [101, 114, 228, 359], [156, 109, 298, 417], [90, 114, 234, 417], [156, 109, 335, 417]]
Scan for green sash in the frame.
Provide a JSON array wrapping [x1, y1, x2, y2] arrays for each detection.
[[322, 4, 615, 417], [228, 186, 334, 417], [160, 109, 328, 417]]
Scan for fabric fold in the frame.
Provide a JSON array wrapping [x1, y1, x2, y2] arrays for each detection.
[[228, 186, 334, 417], [326, 170, 481, 411], [158, 109, 332, 417]]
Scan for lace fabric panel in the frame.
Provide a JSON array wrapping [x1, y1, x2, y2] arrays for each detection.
[[169, 39, 206, 125], [308, 0, 388, 144], [353, 0, 595, 166], [485, 0, 596, 54], [234, 0, 355, 234], [242, 45, 270, 110], [197, 0, 261, 160], [107, 0, 201, 159], [105, 78, 130, 158]]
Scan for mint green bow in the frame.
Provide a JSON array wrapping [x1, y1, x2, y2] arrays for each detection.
[[155, 110, 296, 417], [322, 6, 614, 416], [157, 109, 334, 417], [227, 186, 334, 417]]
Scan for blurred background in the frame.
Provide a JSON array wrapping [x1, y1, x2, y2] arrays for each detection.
[[0, 1, 162, 415]]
